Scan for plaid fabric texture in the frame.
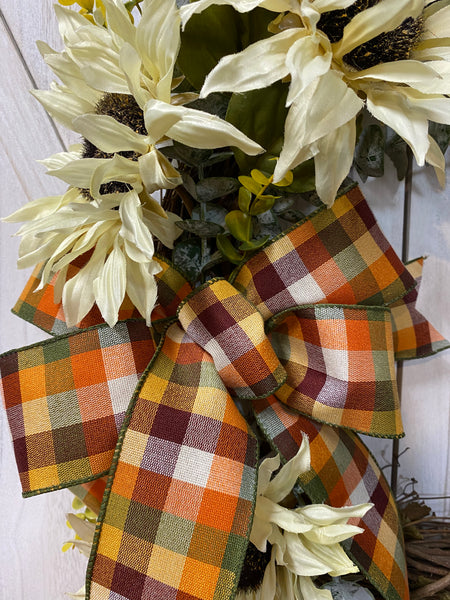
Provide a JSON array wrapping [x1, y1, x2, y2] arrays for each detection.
[[232, 187, 415, 319], [70, 477, 107, 515], [391, 259, 449, 359], [0, 320, 155, 494], [12, 256, 193, 336], [270, 305, 401, 436], [252, 395, 409, 600], [178, 279, 286, 400], [3, 188, 448, 600], [88, 322, 257, 600]]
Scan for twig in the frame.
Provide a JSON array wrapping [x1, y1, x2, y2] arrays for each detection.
[[406, 556, 449, 577], [410, 571, 450, 600]]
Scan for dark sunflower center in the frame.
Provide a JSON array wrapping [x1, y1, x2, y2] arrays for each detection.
[[318, 0, 424, 70], [237, 542, 272, 593], [81, 93, 146, 198]]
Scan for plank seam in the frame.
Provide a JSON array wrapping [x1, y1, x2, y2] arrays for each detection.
[[0, 8, 67, 152]]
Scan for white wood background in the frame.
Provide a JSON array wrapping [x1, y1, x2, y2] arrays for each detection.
[[0, 3, 449, 599]]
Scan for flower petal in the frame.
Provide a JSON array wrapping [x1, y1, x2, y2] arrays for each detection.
[[94, 236, 127, 327], [126, 258, 161, 325], [90, 154, 142, 200], [314, 119, 356, 207], [366, 86, 430, 165], [138, 148, 182, 193], [167, 104, 264, 155], [274, 71, 362, 181], [334, 0, 423, 59], [31, 83, 95, 129], [136, 0, 180, 102], [286, 33, 332, 106], [200, 30, 299, 98], [426, 134, 446, 188], [73, 114, 149, 154], [264, 434, 310, 503]]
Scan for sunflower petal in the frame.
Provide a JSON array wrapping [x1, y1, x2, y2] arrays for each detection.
[[200, 30, 299, 98], [73, 113, 149, 153], [94, 237, 127, 327], [334, 0, 423, 59]]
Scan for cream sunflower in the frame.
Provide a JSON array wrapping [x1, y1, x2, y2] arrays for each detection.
[[32, 0, 263, 197], [4, 184, 178, 327], [236, 436, 372, 600], [181, 0, 450, 205], [7, 0, 264, 328]]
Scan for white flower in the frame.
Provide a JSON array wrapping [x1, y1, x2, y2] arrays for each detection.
[[238, 436, 372, 599], [33, 0, 264, 198], [181, 0, 450, 205], [4, 187, 178, 327]]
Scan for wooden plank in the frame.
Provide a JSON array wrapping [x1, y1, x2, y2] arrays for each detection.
[[0, 3, 76, 149], [0, 17, 87, 599]]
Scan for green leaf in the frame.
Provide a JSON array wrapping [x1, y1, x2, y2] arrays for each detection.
[[72, 497, 84, 511], [216, 234, 244, 264], [162, 141, 212, 167], [227, 82, 315, 192], [429, 122, 450, 155], [225, 210, 252, 242], [175, 219, 224, 237], [203, 151, 234, 166], [238, 8, 274, 48], [172, 239, 203, 282], [192, 204, 228, 229], [181, 172, 197, 200], [279, 209, 306, 223], [178, 6, 242, 89], [238, 187, 252, 213], [238, 175, 262, 195], [250, 169, 271, 185], [227, 81, 289, 173], [239, 236, 270, 251], [355, 123, 385, 181], [272, 197, 295, 214], [385, 130, 408, 181], [253, 210, 282, 239], [250, 195, 276, 215], [186, 93, 231, 120], [196, 177, 240, 202]]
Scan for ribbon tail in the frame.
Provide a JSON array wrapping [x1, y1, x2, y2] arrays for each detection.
[[253, 395, 409, 600], [392, 258, 450, 359], [87, 322, 258, 600]]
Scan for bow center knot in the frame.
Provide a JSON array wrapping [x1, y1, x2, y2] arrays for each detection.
[[177, 279, 287, 399]]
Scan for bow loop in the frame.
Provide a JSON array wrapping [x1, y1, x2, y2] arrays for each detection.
[[177, 279, 286, 400], [270, 304, 401, 436]]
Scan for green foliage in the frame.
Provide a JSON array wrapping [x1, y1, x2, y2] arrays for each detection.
[[178, 6, 242, 89], [175, 219, 224, 237], [196, 177, 240, 202], [429, 122, 450, 155], [226, 83, 315, 192], [355, 124, 385, 182]]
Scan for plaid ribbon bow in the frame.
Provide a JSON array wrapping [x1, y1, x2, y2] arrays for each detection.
[[1, 187, 448, 600]]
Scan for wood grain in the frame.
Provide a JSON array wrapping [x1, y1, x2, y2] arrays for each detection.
[[0, 3, 448, 599]]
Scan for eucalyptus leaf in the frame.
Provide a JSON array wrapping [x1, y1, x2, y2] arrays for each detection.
[[181, 172, 197, 200], [279, 209, 306, 223], [272, 196, 295, 214], [176, 219, 224, 237], [217, 234, 244, 264], [254, 210, 282, 239], [429, 122, 450, 155], [355, 123, 385, 181], [385, 131, 408, 181], [162, 141, 213, 167], [203, 151, 234, 166], [196, 177, 240, 202], [187, 93, 231, 120], [192, 204, 228, 228], [178, 6, 242, 89], [172, 239, 203, 281], [225, 210, 252, 242]]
